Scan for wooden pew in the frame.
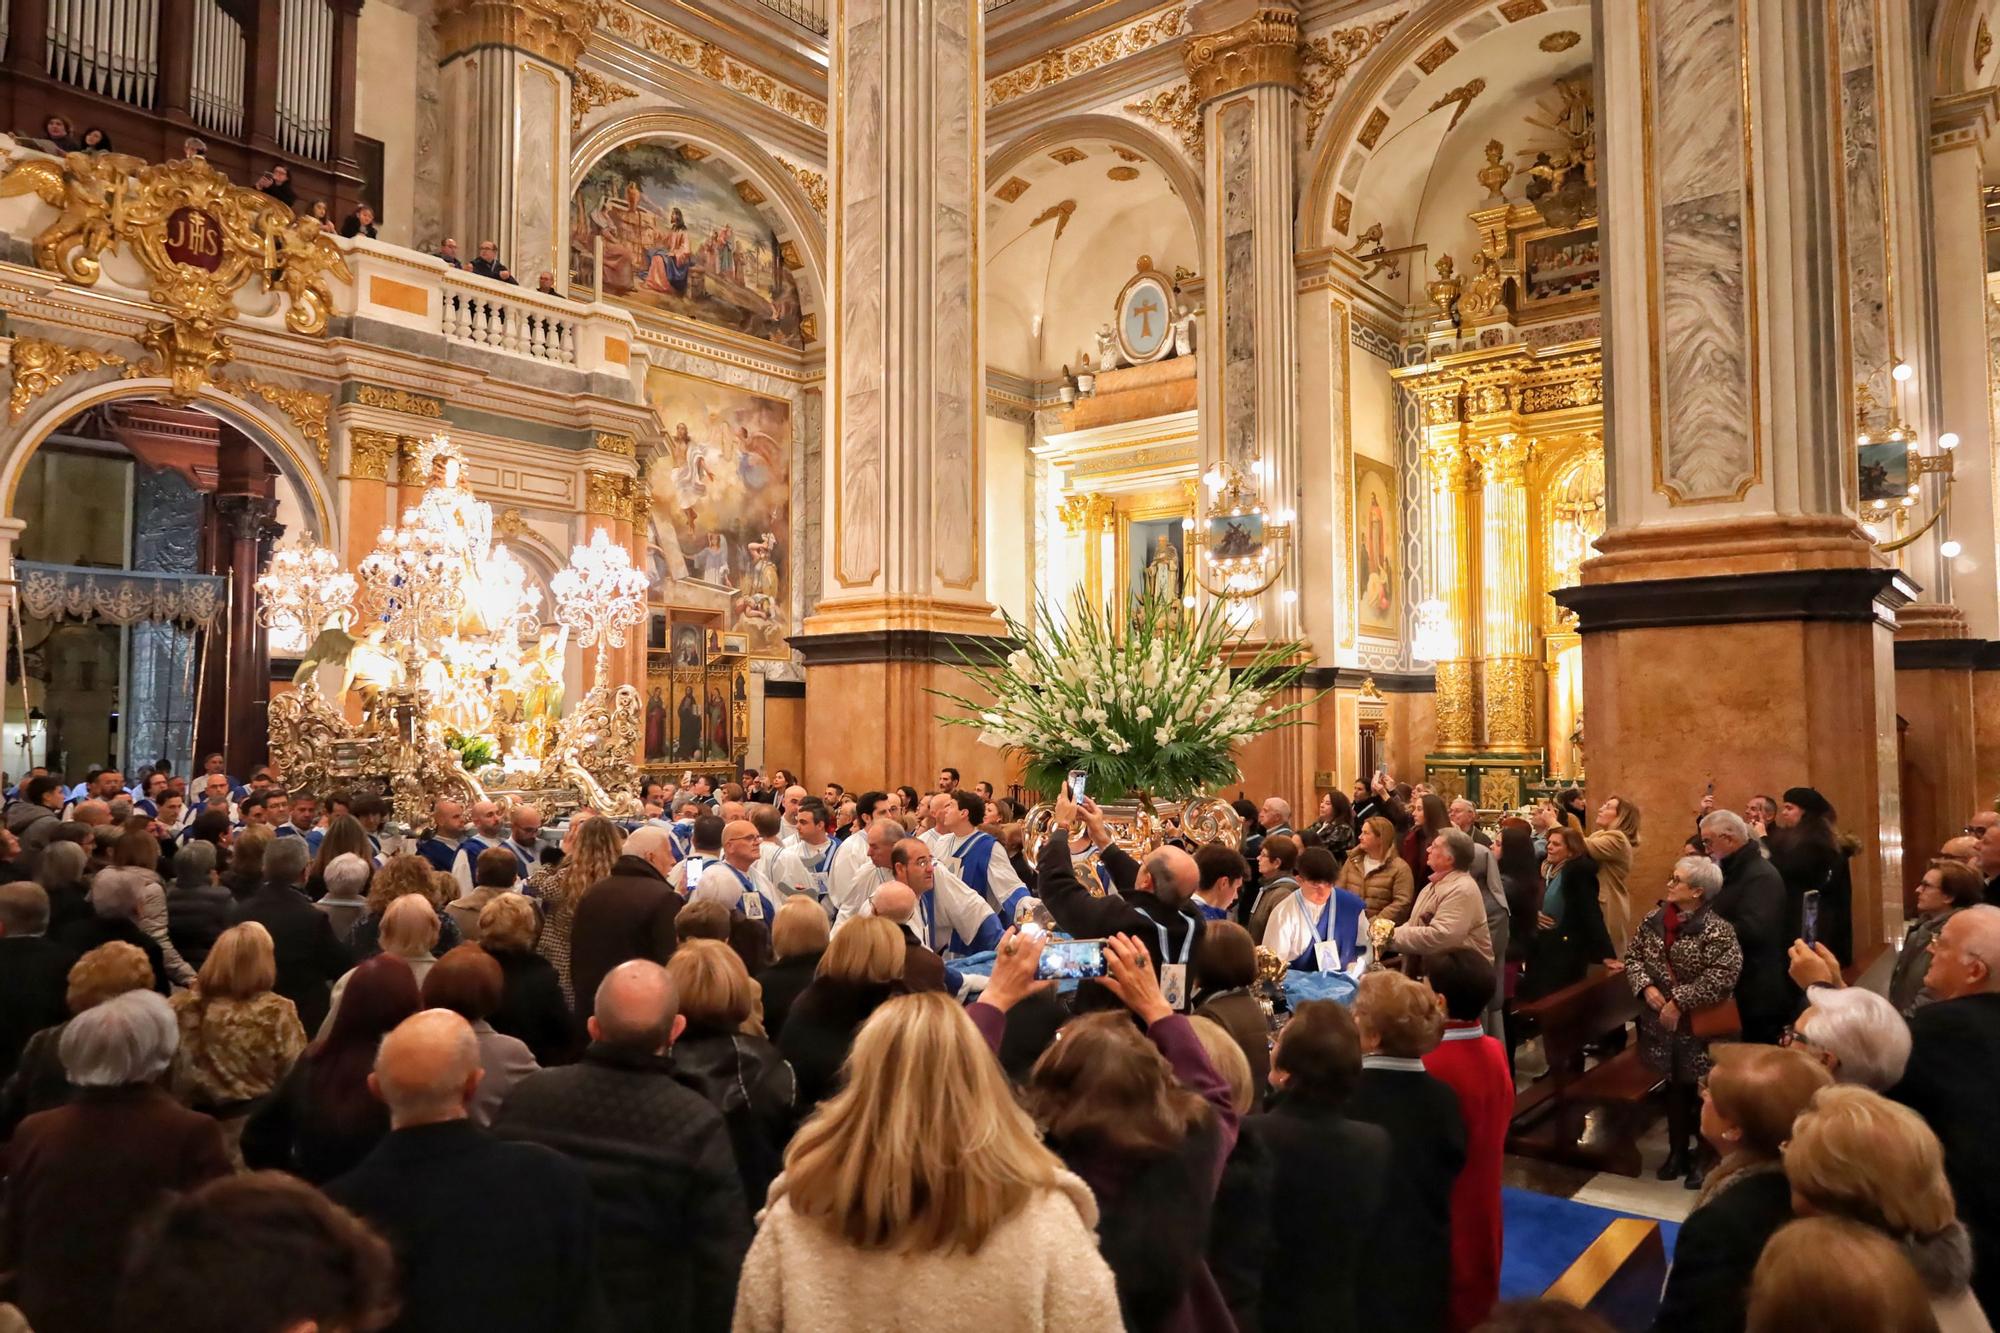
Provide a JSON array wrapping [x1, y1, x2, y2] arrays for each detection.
[[1507, 966, 1658, 1177]]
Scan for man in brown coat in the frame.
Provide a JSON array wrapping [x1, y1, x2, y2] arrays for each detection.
[[568, 824, 682, 1019]]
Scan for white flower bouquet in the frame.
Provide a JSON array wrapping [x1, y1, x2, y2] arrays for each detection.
[[936, 590, 1320, 798]]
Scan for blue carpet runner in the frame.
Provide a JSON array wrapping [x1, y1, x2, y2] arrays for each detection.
[[1501, 1186, 1682, 1302]]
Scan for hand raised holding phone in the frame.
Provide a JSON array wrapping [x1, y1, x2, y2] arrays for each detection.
[[1098, 933, 1175, 1025], [981, 928, 1051, 1013]]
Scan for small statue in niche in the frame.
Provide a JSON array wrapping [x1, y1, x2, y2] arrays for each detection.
[[1095, 323, 1122, 372], [1171, 302, 1198, 358]]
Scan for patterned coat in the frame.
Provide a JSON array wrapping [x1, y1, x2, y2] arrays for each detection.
[[1624, 902, 1742, 1083]]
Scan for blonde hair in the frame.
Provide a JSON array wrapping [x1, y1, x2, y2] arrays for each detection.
[[1707, 1043, 1834, 1160], [196, 921, 276, 1000], [776, 992, 1066, 1253], [1354, 969, 1443, 1057], [1188, 1015, 1255, 1115], [378, 892, 440, 958], [1606, 794, 1643, 841], [818, 916, 904, 986], [477, 893, 537, 954], [367, 854, 439, 918], [666, 939, 755, 1030], [1784, 1084, 1958, 1240], [1360, 815, 1397, 856], [771, 895, 831, 961], [1747, 1217, 1939, 1333], [551, 817, 623, 910], [66, 940, 155, 1013]]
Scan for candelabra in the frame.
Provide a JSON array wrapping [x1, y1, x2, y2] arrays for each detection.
[[253, 535, 356, 646], [1855, 360, 1960, 556], [540, 528, 649, 815], [550, 528, 650, 684], [1181, 461, 1295, 600]]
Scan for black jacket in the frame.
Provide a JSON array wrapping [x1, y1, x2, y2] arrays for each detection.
[[166, 882, 235, 970], [329, 1120, 600, 1333], [1710, 844, 1792, 1042], [754, 950, 821, 1041], [777, 976, 899, 1112], [0, 935, 73, 1084], [1523, 856, 1613, 1000], [490, 947, 580, 1067], [232, 879, 351, 1034], [239, 1056, 389, 1185], [1344, 1064, 1464, 1333], [1036, 831, 1203, 983], [1208, 1123, 1274, 1333], [1650, 1165, 1794, 1333], [52, 914, 170, 994], [1891, 992, 2000, 1318], [1244, 1097, 1391, 1333], [670, 1022, 796, 1207], [568, 855, 681, 1019], [493, 1044, 749, 1333]]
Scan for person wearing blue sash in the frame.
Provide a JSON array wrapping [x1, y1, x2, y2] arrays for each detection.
[[690, 818, 780, 929], [446, 798, 507, 896], [272, 792, 319, 841], [1262, 847, 1368, 975], [771, 799, 838, 909], [1190, 845, 1251, 922], [414, 797, 468, 873], [889, 836, 1001, 956], [936, 791, 1030, 921], [500, 804, 543, 884]]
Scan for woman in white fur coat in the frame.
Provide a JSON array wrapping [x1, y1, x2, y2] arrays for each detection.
[[732, 990, 1120, 1333]]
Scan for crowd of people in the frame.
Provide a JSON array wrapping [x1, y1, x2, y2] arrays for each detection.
[[0, 751, 1991, 1333]]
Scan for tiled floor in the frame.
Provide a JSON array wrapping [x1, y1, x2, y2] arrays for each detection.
[[1503, 1089, 1695, 1225]]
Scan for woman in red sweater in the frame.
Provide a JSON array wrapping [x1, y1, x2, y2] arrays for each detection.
[[1422, 948, 1514, 1332]]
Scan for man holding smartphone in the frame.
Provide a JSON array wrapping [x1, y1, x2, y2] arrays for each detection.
[[1036, 789, 1204, 1010]]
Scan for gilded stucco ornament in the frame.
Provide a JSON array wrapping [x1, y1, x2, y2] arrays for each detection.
[[7, 336, 125, 419], [1183, 7, 1301, 103]]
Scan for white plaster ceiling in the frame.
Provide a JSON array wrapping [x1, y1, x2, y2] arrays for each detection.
[[983, 139, 1198, 382], [1345, 7, 1594, 307]]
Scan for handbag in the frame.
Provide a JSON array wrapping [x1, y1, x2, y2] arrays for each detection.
[[1687, 997, 1742, 1040]]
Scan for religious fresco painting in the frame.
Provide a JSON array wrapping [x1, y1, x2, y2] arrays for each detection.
[[643, 369, 794, 658], [1354, 453, 1401, 638], [570, 140, 805, 349]]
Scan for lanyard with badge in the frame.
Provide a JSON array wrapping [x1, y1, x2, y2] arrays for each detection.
[[729, 864, 764, 920], [1152, 912, 1196, 1012], [1299, 891, 1340, 973]]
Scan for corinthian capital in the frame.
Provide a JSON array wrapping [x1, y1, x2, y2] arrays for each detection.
[[1183, 0, 1302, 103], [435, 0, 591, 71]]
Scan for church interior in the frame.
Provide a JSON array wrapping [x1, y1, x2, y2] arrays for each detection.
[[0, 0, 1999, 1321]]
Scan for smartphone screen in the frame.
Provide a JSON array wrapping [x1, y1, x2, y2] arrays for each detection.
[[1067, 769, 1088, 803], [1038, 939, 1107, 981], [1802, 889, 1821, 949]]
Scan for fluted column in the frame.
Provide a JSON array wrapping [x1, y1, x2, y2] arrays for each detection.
[[1186, 0, 1303, 639], [434, 0, 582, 289], [795, 0, 998, 791], [1474, 431, 1535, 751]]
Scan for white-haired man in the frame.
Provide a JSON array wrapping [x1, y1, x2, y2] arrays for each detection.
[[328, 1010, 598, 1332], [1700, 808, 1790, 1044]]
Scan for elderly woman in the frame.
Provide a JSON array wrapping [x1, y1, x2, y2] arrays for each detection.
[[93, 825, 195, 987], [1625, 855, 1743, 1186], [779, 915, 907, 1113], [479, 892, 576, 1066], [314, 851, 372, 945], [1585, 794, 1642, 946], [0, 940, 158, 1135], [1787, 984, 1912, 1092], [166, 839, 233, 971], [33, 839, 91, 937], [1784, 1085, 1991, 1333], [1384, 828, 1495, 969], [667, 939, 796, 1204], [0, 990, 230, 1333], [57, 862, 173, 994], [348, 852, 460, 960], [1335, 814, 1416, 927], [169, 921, 307, 1160], [758, 894, 830, 1041], [223, 824, 273, 900], [1890, 859, 1984, 1014], [421, 943, 538, 1126], [1650, 1043, 1832, 1331], [320, 893, 439, 1037]]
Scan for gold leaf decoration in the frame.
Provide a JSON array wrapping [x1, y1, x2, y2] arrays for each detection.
[[778, 158, 828, 219], [7, 335, 124, 419], [1123, 82, 1204, 163], [571, 67, 638, 131], [226, 377, 332, 464], [1428, 77, 1486, 131], [1540, 30, 1581, 53], [1301, 14, 1407, 144], [589, 0, 825, 130], [355, 385, 446, 417], [986, 7, 1190, 107]]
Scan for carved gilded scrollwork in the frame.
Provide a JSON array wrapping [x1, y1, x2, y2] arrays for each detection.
[[592, 430, 637, 457], [584, 470, 632, 518], [1123, 83, 1204, 163], [1183, 7, 1301, 103], [436, 0, 592, 70], [536, 681, 644, 816], [346, 428, 401, 481], [1300, 15, 1404, 143], [223, 377, 331, 464], [1433, 659, 1478, 750], [570, 67, 638, 130], [7, 336, 125, 419], [355, 385, 446, 418], [1472, 433, 1532, 488], [778, 159, 828, 219], [589, 0, 826, 130], [1057, 492, 1116, 534], [1481, 655, 1536, 749]]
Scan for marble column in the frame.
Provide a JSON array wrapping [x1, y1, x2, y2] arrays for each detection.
[[1414, 381, 1479, 753], [1567, 0, 1905, 947], [1186, 0, 1303, 642], [794, 0, 998, 791], [433, 0, 582, 288], [215, 493, 280, 778]]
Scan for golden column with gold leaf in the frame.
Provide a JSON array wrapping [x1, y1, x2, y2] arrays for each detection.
[[1415, 381, 1481, 753], [341, 428, 399, 571], [1472, 424, 1536, 753], [581, 462, 643, 695], [1057, 492, 1116, 607]]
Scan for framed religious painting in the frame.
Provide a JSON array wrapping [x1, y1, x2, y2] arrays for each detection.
[[1113, 260, 1177, 365], [646, 611, 668, 652], [1515, 222, 1601, 320], [670, 622, 705, 670], [701, 670, 732, 761], [1353, 454, 1401, 638]]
